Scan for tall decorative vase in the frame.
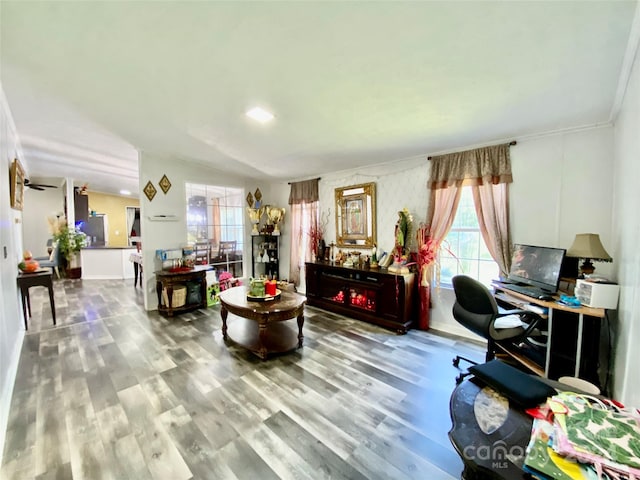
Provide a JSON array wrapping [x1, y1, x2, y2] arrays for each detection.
[[417, 267, 430, 330]]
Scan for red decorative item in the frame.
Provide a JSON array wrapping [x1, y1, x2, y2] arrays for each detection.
[[265, 279, 277, 296], [416, 224, 436, 330], [418, 285, 430, 330]]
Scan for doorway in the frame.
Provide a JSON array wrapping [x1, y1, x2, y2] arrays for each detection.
[[126, 206, 141, 246]]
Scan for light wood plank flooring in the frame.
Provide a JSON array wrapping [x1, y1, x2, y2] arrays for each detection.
[[2, 279, 485, 479]]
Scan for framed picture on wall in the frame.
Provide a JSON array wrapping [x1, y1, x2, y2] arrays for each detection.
[[9, 158, 25, 211], [335, 182, 376, 248]]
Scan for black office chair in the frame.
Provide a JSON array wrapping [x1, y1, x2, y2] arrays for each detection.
[[451, 275, 538, 384]]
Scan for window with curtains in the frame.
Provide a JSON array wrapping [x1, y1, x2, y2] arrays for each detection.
[[185, 183, 244, 277], [439, 187, 498, 286], [288, 178, 320, 286]]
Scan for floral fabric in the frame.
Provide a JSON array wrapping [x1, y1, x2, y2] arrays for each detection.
[[552, 392, 640, 478]]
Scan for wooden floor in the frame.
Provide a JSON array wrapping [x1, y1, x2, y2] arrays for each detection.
[[1, 279, 485, 480]]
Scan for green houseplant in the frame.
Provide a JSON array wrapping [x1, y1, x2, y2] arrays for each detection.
[[49, 217, 87, 278]]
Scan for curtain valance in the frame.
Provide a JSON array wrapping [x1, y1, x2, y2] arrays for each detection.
[[428, 143, 513, 190], [288, 178, 319, 204]]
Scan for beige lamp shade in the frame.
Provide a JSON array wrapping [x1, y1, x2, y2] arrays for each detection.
[[566, 233, 612, 261], [567, 233, 611, 275]]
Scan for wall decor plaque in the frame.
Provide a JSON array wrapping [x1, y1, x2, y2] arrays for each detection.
[[159, 174, 172, 194], [143, 181, 157, 201]]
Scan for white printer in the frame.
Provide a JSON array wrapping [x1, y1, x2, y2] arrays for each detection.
[[575, 278, 620, 309]]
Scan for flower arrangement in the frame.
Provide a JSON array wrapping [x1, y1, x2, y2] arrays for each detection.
[[48, 216, 87, 264], [416, 223, 437, 287], [308, 208, 330, 258]]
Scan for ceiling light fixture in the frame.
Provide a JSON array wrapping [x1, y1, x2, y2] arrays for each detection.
[[246, 107, 274, 123], [120, 189, 131, 195]]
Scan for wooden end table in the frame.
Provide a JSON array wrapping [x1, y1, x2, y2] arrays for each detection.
[[218, 286, 306, 359], [17, 270, 56, 330]]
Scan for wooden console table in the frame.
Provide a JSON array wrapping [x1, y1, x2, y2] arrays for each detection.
[[305, 262, 415, 333], [218, 286, 306, 359], [155, 265, 211, 316]]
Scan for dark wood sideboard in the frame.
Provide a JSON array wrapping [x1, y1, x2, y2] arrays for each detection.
[[305, 262, 415, 333]]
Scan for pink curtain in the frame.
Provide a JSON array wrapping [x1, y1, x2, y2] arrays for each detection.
[[289, 203, 304, 285], [211, 198, 221, 247], [289, 179, 320, 287], [288, 201, 319, 286], [423, 143, 514, 291], [471, 182, 512, 276], [426, 186, 464, 247], [426, 142, 513, 272]]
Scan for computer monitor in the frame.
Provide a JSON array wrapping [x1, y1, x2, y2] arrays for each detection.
[[508, 244, 566, 293]]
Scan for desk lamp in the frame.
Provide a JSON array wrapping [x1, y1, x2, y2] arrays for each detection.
[[566, 233, 612, 276]]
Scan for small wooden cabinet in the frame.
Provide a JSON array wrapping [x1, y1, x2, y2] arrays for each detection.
[[155, 265, 211, 317], [252, 234, 279, 279], [305, 262, 415, 333]]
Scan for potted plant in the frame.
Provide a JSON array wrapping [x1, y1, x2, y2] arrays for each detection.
[[49, 217, 87, 278]]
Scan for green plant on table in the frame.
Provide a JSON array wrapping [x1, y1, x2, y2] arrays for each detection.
[[50, 218, 87, 263]]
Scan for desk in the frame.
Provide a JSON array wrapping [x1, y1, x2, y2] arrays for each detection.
[[16, 270, 56, 330], [493, 283, 606, 387], [218, 286, 306, 360]]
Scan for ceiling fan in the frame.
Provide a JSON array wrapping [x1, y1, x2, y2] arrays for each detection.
[[24, 179, 58, 191]]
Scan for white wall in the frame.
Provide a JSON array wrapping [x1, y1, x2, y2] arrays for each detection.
[[21, 187, 65, 257], [0, 86, 26, 462], [138, 152, 283, 310], [510, 128, 615, 280], [612, 34, 640, 405], [313, 127, 615, 338]]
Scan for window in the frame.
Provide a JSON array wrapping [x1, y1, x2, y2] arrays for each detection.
[[185, 183, 244, 277], [439, 187, 498, 286]]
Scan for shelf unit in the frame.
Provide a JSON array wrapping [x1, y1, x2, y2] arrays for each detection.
[[305, 262, 415, 333], [492, 283, 606, 388], [252, 234, 279, 279], [155, 265, 211, 317]]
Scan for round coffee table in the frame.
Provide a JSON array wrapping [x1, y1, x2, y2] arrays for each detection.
[[218, 286, 307, 359]]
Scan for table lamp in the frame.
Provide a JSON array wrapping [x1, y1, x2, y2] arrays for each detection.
[[566, 233, 612, 276]]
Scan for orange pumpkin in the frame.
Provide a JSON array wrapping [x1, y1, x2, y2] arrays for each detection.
[[18, 259, 40, 272]]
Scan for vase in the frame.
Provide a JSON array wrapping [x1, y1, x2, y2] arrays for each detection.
[[418, 282, 430, 330]]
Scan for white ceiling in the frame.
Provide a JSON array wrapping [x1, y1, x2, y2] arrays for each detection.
[[1, 1, 638, 197]]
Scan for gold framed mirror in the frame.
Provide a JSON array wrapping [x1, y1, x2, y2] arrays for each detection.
[[335, 182, 376, 248], [9, 158, 25, 211]]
